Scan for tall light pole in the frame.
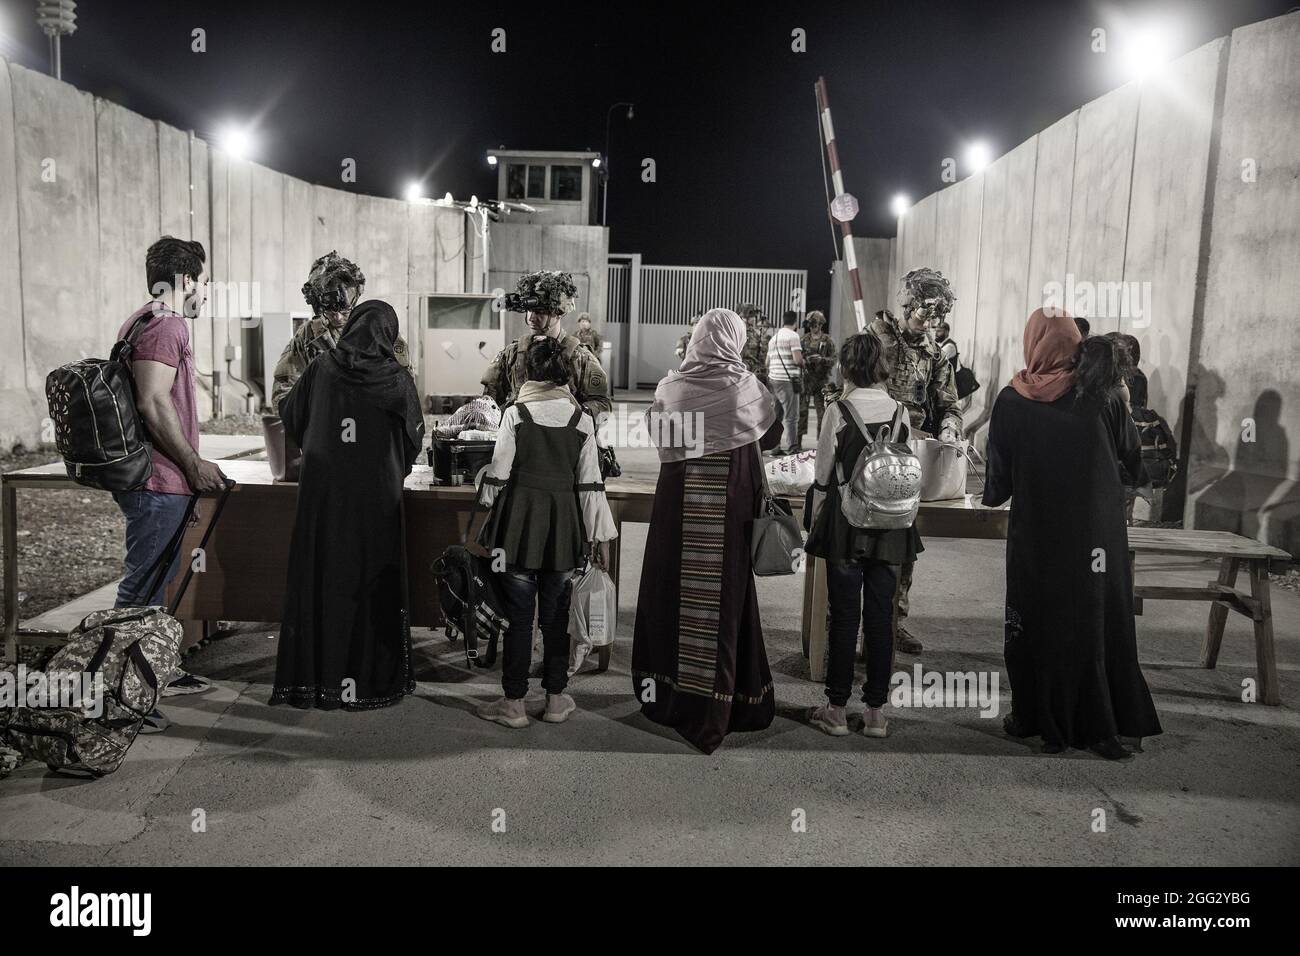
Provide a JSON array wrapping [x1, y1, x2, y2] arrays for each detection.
[[35, 1, 77, 81], [601, 101, 634, 227]]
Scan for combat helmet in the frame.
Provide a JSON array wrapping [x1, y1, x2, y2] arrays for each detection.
[[302, 251, 366, 315]]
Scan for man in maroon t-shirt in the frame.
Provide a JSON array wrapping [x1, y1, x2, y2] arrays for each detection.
[[114, 237, 227, 723]]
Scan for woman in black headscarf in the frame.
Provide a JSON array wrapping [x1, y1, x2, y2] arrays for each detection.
[[270, 300, 425, 710]]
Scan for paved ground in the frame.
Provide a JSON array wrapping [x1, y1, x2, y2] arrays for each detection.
[[2, 405, 1298, 865]]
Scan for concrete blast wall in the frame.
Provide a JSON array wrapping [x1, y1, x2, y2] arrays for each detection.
[[845, 11, 1298, 555], [0, 53, 468, 439], [1186, 13, 1300, 553]]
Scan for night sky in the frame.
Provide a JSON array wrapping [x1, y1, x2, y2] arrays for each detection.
[[0, 0, 1294, 309]]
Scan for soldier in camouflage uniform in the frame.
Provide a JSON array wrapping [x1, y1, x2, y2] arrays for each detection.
[[867, 267, 962, 655], [738, 302, 770, 384], [482, 271, 611, 421], [269, 251, 410, 414], [574, 312, 605, 363], [798, 310, 837, 441]]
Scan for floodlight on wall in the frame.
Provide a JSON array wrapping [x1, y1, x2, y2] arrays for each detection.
[[1123, 27, 1171, 79], [220, 125, 253, 161], [487, 154, 498, 166], [405, 181, 425, 202], [891, 193, 911, 217], [964, 141, 991, 175], [591, 157, 602, 168]]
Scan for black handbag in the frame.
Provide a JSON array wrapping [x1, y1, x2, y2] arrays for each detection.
[[750, 451, 805, 576], [598, 445, 622, 479], [954, 364, 980, 400]]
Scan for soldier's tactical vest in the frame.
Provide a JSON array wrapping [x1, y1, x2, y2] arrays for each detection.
[[504, 334, 587, 403], [884, 332, 942, 427], [802, 333, 836, 386]]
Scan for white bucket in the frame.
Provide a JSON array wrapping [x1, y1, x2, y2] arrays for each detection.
[[909, 438, 977, 501]]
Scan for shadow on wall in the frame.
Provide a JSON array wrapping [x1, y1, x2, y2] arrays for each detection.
[[962, 347, 1002, 452], [1168, 364, 1227, 522], [1193, 388, 1296, 549]]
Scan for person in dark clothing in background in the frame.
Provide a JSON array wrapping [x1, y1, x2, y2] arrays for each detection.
[[983, 309, 1161, 760], [270, 300, 425, 711]]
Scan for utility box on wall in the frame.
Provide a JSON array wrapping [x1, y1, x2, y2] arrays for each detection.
[[243, 312, 309, 411], [420, 293, 504, 407]]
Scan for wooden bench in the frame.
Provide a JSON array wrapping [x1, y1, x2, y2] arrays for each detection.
[[801, 525, 1291, 706], [1127, 527, 1291, 706]]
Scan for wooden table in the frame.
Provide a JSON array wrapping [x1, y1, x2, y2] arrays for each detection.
[[1, 460, 664, 669], [1127, 527, 1291, 706]]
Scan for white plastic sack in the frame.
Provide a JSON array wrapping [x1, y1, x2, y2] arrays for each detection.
[[765, 450, 817, 496], [909, 438, 974, 501], [567, 562, 617, 675]]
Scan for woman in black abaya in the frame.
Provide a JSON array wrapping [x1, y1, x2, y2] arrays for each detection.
[[983, 309, 1161, 759], [270, 300, 425, 710]]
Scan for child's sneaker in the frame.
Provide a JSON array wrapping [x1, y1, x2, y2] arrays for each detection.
[[809, 704, 849, 736], [542, 693, 576, 723], [476, 696, 528, 729], [861, 707, 889, 738]]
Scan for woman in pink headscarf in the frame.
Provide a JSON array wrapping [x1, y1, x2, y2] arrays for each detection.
[[984, 309, 1162, 760], [631, 308, 782, 753]]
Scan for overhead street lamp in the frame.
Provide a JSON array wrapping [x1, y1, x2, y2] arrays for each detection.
[[601, 101, 634, 227]]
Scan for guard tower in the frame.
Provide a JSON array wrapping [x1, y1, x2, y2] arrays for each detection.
[[487, 149, 601, 225]]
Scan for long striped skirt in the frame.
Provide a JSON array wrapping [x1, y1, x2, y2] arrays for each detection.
[[631, 445, 776, 754]]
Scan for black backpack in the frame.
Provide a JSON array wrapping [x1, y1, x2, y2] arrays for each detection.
[[431, 545, 509, 668], [45, 308, 158, 490], [1132, 406, 1178, 488]]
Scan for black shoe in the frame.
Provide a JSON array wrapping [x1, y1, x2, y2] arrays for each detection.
[[1003, 713, 1034, 738], [1088, 737, 1133, 761], [138, 708, 170, 735], [895, 624, 923, 654], [161, 671, 212, 697]]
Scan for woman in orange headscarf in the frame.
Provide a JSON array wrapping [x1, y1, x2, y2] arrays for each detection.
[[983, 309, 1162, 759]]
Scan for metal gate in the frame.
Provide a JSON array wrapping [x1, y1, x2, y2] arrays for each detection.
[[606, 258, 807, 387]]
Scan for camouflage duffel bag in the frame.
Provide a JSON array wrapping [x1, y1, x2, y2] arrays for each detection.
[[1, 608, 182, 777]]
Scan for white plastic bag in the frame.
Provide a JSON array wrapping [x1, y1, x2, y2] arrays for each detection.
[[567, 562, 617, 675], [765, 450, 817, 496]]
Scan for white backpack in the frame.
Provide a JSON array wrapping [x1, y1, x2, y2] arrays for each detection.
[[836, 400, 922, 530]]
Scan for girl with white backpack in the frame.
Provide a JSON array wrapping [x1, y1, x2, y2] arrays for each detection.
[[805, 333, 924, 739]]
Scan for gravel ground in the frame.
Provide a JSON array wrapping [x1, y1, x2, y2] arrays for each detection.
[[196, 412, 264, 435], [0, 449, 125, 625]]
